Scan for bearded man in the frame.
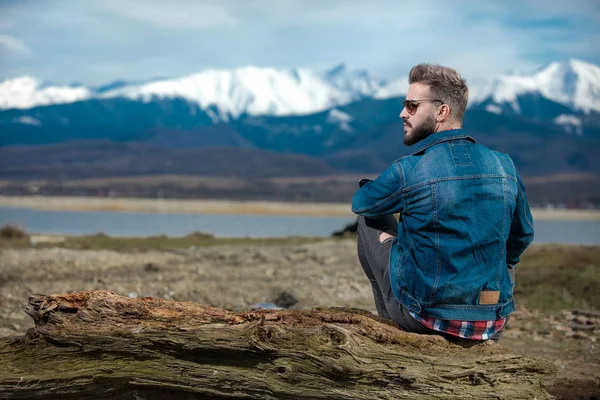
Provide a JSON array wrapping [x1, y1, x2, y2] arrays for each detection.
[[352, 63, 534, 341]]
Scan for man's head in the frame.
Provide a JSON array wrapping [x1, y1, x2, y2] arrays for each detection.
[[400, 64, 468, 146]]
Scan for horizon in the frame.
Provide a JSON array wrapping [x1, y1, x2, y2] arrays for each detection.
[[1, 0, 599, 85]]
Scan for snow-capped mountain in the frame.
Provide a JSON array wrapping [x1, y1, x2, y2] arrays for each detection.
[[469, 59, 600, 113], [101, 64, 386, 122], [372, 59, 600, 115], [0, 64, 385, 121], [323, 64, 386, 100], [1, 59, 599, 120], [1, 64, 599, 178], [0, 76, 91, 110], [374, 77, 408, 99]]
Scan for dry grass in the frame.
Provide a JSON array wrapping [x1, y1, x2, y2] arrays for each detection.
[[0, 231, 329, 251], [514, 244, 600, 311], [1, 228, 597, 312]]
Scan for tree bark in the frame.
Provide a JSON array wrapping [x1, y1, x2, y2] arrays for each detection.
[[0, 290, 555, 399]]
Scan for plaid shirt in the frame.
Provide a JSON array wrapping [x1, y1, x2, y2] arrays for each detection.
[[410, 312, 507, 340]]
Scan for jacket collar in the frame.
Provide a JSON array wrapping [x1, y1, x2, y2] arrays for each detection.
[[410, 128, 476, 155]]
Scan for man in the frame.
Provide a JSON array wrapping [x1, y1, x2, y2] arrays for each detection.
[[351, 63, 534, 341]]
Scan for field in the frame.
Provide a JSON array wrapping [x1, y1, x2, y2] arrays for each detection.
[[0, 229, 599, 398], [2, 170, 600, 206]]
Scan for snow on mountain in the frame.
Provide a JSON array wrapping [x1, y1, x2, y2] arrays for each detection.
[[484, 104, 502, 115], [374, 77, 408, 99], [100, 65, 384, 121], [372, 59, 600, 115], [13, 115, 41, 126], [0, 66, 384, 118], [1, 59, 599, 118], [554, 114, 583, 136], [469, 59, 600, 113], [326, 108, 353, 132], [323, 64, 385, 98], [0, 77, 92, 110]]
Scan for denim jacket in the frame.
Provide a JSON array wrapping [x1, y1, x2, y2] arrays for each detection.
[[352, 129, 534, 321]]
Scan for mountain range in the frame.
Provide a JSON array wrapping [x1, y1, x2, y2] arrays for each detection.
[[1, 59, 600, 183]]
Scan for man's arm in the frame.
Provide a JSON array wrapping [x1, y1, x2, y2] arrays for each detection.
[[351, 162, 405, 216], [506, 173, 534, 267]]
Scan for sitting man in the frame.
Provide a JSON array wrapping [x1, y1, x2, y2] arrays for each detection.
[[352, 63, 534, 341]]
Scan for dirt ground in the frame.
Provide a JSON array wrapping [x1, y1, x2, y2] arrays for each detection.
[[1, 238, 599, 398]]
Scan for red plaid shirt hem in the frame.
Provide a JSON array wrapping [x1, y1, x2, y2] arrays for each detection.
[[410, 312, 507, 341]]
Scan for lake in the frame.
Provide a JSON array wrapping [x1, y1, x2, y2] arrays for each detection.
[[0, 207, 599, 245]]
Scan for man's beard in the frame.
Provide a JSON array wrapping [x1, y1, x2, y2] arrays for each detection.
[[404, 112, 437, 146]]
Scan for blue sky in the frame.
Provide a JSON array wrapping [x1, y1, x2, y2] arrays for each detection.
[[0, 0, 599, 85]]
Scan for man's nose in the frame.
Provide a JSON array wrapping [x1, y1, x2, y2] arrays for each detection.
[[399, 107, 409, 119]]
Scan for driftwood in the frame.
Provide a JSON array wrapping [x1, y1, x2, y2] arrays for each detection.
[[0, 290, 556, 399]]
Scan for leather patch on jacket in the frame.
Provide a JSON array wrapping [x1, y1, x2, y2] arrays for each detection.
[[479, 290, 500, 305]]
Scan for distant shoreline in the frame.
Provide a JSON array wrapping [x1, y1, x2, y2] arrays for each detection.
[[0, 195, 352, 218], [0, 195, 599, 221]]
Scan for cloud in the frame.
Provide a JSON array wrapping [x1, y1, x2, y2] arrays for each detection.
[[95, 0, 238, 29], [0, 0, 598, 84], [0, 35, 31, 57]]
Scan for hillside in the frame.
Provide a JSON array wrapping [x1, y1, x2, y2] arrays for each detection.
[[1, 60, 599, 205]]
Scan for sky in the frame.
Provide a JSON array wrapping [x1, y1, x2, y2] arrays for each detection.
[[0, 0, 599, 86]]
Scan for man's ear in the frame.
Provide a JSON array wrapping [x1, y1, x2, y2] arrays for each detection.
[[437, 104, 451, 122]]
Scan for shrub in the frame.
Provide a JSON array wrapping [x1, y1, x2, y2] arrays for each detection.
[[185, 231, 215, 240], [0, 224, 28, 239]]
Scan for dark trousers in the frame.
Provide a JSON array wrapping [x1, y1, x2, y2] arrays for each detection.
[[356, 215, 437, 335], [356, 215, 507, 341]]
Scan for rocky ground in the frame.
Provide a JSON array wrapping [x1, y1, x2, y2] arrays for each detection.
[[0, 238, 599, 399]]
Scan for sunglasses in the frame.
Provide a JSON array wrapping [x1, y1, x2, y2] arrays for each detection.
[[403, 99, 443, 115]]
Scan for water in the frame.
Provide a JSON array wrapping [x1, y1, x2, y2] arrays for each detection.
[[0, 207, 599, 244], [0, 207, 355, 238]]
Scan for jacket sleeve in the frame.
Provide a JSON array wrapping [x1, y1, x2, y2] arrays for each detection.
[[351, 162, 405, 216], [506, 173, 534, 267]]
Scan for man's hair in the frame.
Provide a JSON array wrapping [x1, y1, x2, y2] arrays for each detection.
[[408, 63, 469, 123]]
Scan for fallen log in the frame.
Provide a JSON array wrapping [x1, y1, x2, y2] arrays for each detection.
[[0, 290, 555, 399]]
